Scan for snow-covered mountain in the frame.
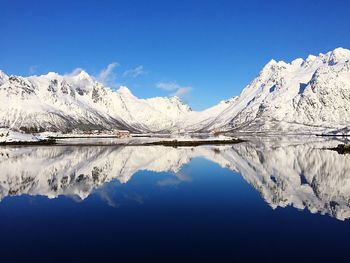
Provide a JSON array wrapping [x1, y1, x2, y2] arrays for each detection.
[[0, 70, 191, 133], [0, 47, 349, 134], [194, 47, 350, 133]]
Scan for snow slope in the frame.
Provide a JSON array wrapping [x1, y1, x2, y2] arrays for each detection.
[[0, 128, 44, 143]]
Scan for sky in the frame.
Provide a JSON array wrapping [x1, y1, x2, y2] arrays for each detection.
[[1, 0, 350, 110]]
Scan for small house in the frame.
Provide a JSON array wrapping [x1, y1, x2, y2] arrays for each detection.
[[112, 129, 130, 138]]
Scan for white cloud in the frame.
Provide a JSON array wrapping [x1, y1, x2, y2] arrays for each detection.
[[29, 65, 38, 74], [122, 65, 145, 78], [171, 87, 192, 97], [98, 190, 119, 208], [65, 67, 86, 76], [156, 82, 180, 91], [157, 178, 181, 187], [156, 81, 192, 98], [96, 62, 119, 86]]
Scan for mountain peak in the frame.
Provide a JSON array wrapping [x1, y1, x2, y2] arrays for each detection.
[[45, 72, 59, 78], [331, 47, 350, 55], [258, 59, 283, 79], [291, 58, 304, 67], [75, 70, 91, 79], [265, 59, 277, 67], [170, 95, 181, 102], [306, 54, 317, 63], [117, 86, 134, 97], [327, 47, 350, 65]]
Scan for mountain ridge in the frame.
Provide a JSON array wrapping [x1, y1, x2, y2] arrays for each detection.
[[0, 47, 349, 134]]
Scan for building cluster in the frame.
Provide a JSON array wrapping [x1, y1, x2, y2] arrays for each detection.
[[82, 129, 130, 138]]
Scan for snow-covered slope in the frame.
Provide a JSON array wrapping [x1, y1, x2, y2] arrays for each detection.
[[0, 70, 191, 133], [203, 47, 350, 133], [0, 128, 45, 143], [175, 97, 238, 132]]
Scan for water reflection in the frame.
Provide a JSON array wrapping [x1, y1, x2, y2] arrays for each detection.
[[0, 137, 349, 220]]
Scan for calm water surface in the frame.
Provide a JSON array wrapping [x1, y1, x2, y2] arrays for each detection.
[[0, 137, 350, 262]]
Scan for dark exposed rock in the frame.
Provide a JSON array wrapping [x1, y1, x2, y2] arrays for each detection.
[[329, 144, 350, 154]]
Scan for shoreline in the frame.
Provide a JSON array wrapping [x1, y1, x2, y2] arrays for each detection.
[[316, 134, 350, 137], [0, 138, 244, 147], [141, 138, 244, 147], [0, 139, 56, 146]]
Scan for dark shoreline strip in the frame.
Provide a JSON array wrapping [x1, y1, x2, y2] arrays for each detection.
[[316, 134, 350, 137], [0, 139, 56, 146], [328, 144, 350, 154], [0, 139, 244, 147], [141, 139, 244, 147]]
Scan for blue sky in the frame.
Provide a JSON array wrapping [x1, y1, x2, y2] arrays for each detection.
[[1, 0, 350, 110]]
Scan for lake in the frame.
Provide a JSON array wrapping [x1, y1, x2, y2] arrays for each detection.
[[0, 137, 350, 262]]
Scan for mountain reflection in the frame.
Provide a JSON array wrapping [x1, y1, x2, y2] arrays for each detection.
[[0, 138, 350, 220]]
